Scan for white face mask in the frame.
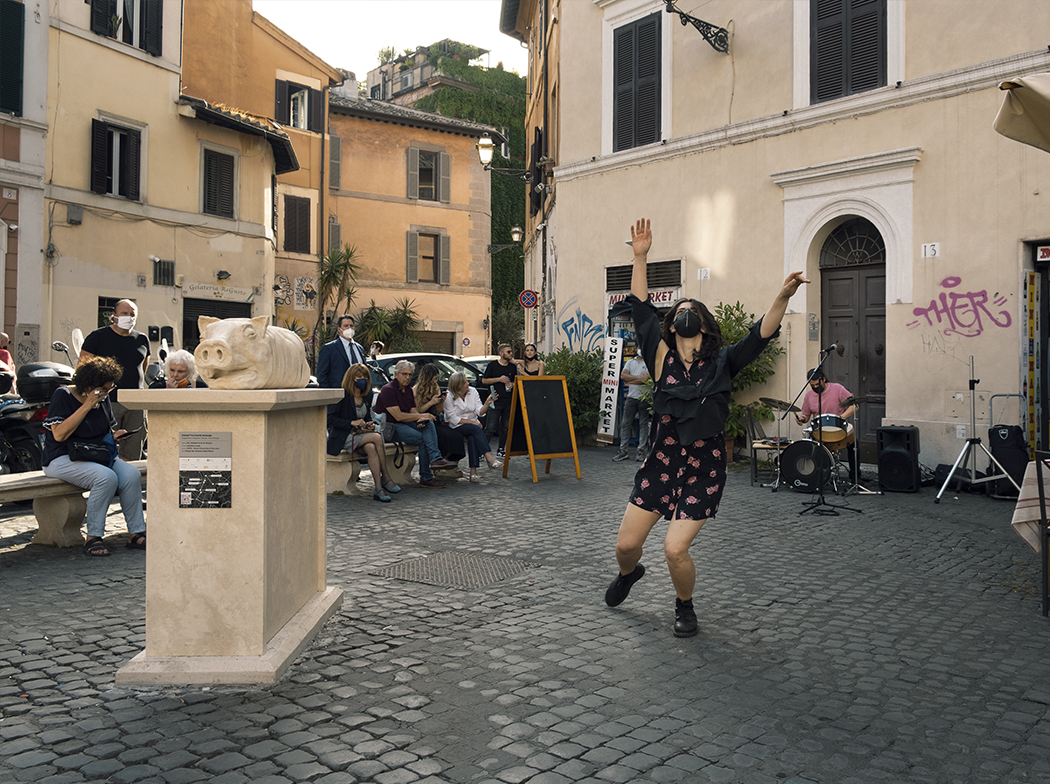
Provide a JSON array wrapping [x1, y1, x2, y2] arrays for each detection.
[[116, 315, 136, 331], [341, 328, 355, 341]]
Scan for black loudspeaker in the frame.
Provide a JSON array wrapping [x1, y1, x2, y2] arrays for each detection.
[[878, 425, 921, 493], [988, 425, 1027, 497]]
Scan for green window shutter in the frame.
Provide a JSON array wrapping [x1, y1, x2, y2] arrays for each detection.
[[329, 220, 341, 252], [439, 234, 451, 285], [141, 0, 163, 57], [308, 88, 324, 132], [124, 128, 141, 201], [849, 0, 886, 94], [812, 0, 885, 103], [439, 152, 451, 204], [90, 0, 116, 36], [406, 147, 419, 198], [406, 231, 419, 283], [329, 135, 341, 191], [274, 80, 289, 124], [203, 149, 235, 218], [284, 195, 311, 253], [613, 13, 660, 152], [90, 119, 110, 195], [0, 0, 24, 117]]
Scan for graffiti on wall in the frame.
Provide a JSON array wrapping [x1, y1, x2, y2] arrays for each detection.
[[557, 296, 605, 352], [906, 276, 1012, 338], [294, 277, 317, 310], [273, 275, 292, 307]]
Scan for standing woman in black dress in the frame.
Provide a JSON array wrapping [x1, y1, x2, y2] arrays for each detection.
[[604, 218, 808, 637]]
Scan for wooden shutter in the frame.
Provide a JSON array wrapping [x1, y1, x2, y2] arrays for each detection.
[[438, 153, 451, 204], [849, 0, 886, 94], [124, 128, 141, 201], [204, 150, 234, 218], [90, 0, 116, 36], [141, 0, 163, 56], [406, 231, 419, 283], [329, 135, 341, 191], [274, 80, 290, 125], [812, 0, 884, 103], [284, 195, 310, 253], [406, 148, 419, 198], [612, 23, 635, 153], [90, 119, 109, 194], [308, 88, 324, 132], [329, 220, 341, 251], [439, 234, 451, 285], [529, 128, 543, 216], [634, 15, 661, 147], [0, 0, 24, 117]]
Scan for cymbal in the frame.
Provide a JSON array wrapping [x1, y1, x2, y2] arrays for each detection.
[[842, 396, 868, 407], [760, 397, 801, 413]]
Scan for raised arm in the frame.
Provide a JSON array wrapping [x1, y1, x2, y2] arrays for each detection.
[[630, 218, 653, 302], [761, 271, 810, 339]]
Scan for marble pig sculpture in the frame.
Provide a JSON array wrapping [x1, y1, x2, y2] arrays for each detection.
[[194, 316, 310, 389]]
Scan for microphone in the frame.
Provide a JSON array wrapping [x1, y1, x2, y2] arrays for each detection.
[[822, 343, 837, 354]]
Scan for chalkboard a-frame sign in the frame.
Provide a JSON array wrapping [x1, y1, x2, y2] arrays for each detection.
[[502, 375, 582, 482]]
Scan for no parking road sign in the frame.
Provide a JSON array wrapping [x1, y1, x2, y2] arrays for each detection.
[[519, 290, 538, 308]]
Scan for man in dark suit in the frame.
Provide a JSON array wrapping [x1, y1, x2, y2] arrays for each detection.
[[316, 314, 367, 389]]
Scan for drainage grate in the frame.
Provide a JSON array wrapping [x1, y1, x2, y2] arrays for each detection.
[[370, 551, 537, 590]]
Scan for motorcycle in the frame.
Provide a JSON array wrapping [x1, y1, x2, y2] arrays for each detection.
[[0, 356, 74, 480]]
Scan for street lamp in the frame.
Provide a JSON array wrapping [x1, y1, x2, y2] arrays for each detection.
[[487, 225, 524, 255], [477, 133, 532, 182]]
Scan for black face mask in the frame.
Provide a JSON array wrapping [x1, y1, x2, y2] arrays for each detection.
[[673, 309, 702, 339]]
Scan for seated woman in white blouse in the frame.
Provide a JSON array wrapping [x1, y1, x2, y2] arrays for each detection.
[[443, 372, 501, 482]]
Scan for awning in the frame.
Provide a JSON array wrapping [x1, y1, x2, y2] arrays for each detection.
[[994, 73, 1050, 154]]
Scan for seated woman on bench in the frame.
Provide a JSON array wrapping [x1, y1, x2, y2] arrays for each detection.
[[327, 363, 401, 502], [41, 356, 146, 557]]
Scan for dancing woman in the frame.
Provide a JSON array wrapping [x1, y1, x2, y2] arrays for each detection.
[[604, 218, 808, 636]]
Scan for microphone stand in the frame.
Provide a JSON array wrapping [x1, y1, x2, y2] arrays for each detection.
[[794, 348, 860, 516]]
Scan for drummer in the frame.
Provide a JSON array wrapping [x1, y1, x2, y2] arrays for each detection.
[[795, 368, 858, 479]]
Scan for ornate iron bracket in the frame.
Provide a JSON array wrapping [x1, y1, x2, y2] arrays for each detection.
[[664, 0, 729, 54]]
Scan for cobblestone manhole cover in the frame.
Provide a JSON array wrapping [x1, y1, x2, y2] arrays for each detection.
[[370, 551, 537, 590]]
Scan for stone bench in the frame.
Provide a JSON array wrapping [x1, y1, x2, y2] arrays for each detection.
[[325, 443, 465, 495], [0, 459, 147, 547]]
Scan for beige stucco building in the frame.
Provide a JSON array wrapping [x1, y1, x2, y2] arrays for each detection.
[[327, 93, 497, 353], [508, 0, 1050, 468], [36, 0, 295, 363]]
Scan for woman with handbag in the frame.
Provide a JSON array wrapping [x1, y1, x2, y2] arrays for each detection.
[[326, 363, 401, 502], [443, 371, 500, 483], [42, 356, 146, 557]]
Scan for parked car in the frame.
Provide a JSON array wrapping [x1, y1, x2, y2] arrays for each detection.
[[463, 355, 500, 374], [369, 353, 492, 408]]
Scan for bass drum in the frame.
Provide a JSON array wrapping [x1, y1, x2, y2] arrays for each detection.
[[780, 440, 833, 493]]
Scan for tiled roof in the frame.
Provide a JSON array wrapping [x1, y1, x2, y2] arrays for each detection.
[[178, 96, 299, 174], [328, 93, 499, 140]]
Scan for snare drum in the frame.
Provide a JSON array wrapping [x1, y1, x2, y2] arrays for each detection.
[[804, 414, 854, 450], [780, 440, 834, 492]]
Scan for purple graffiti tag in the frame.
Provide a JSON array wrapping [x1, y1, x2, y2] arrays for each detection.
[[911, 287, 1012, 337], [941, 276, 962, 288]]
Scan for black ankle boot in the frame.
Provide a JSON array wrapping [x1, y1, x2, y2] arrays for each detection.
[[673, 597, 698, 637]]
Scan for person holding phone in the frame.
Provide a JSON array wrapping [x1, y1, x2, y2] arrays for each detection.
[[326, 364, 401, 502], [41, 356, 146, 557]]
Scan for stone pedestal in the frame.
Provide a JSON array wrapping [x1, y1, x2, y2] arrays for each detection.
[[115, 388, 344, 685]]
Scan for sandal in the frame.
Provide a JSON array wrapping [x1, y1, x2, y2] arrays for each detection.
[[126, 532, 147, 551], [83, 537, 111, 557]]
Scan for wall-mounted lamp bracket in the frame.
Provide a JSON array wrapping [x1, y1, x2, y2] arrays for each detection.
[[664, 0, 729, 54]]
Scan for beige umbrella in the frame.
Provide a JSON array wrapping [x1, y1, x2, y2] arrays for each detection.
[[994, 73, 1050, 153]]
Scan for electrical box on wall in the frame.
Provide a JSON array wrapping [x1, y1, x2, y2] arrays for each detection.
[[161, 326, 174, 343], [148, 326, 160, 342]]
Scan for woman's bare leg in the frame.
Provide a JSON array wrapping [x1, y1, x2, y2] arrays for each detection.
[[663, 517, 707, 599], [614, 503, 663, 575]]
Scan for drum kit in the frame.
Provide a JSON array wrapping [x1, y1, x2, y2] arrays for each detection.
[[758, 396, 867, 496]]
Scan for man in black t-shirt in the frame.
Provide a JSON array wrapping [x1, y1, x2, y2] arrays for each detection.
[[78, 299, 150, 460], [482, 343, 517, 457]]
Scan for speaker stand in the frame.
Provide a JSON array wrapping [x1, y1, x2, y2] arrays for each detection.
[[934, 357, 1021, 504]]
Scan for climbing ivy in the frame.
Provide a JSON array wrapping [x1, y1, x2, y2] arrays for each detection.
[[411, 50, 527, 316]]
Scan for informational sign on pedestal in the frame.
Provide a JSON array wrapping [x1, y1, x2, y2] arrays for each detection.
[[179, 432, 232, 508]]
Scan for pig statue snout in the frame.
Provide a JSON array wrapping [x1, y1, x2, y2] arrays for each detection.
[[195, 340, 231, 370]]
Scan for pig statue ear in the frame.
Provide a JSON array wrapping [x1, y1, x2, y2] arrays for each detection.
[[250, 316, 270, 335], [198, 316, 219, 332]]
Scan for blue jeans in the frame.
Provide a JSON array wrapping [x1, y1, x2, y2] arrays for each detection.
[[391, 421, 441, 481], [43, 454, 145, 538], [618, 396, 651, 454], [455, 422, 491, 468]]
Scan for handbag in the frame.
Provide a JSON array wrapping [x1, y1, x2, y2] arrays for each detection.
[[68, 440, 111, 465]]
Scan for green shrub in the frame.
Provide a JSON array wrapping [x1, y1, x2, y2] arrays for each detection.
[[713, 301, 785, 439], [543, 347, 604, 434]]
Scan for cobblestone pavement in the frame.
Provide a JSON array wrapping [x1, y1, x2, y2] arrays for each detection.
[[2, 446, 1050, 784]]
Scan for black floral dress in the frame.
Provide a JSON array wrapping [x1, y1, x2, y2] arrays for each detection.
[[614, 294, 778, 521], [631, 354, 727, 521]]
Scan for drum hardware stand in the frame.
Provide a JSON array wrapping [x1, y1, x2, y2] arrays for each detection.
[[792, 348, 860, 516], [840, 396, 881, 497], [934, 357, 1021, 503]]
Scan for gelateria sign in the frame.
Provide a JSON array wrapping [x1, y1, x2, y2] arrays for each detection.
[[184, 282, 255, 302], [607, 288, 681, 308]]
